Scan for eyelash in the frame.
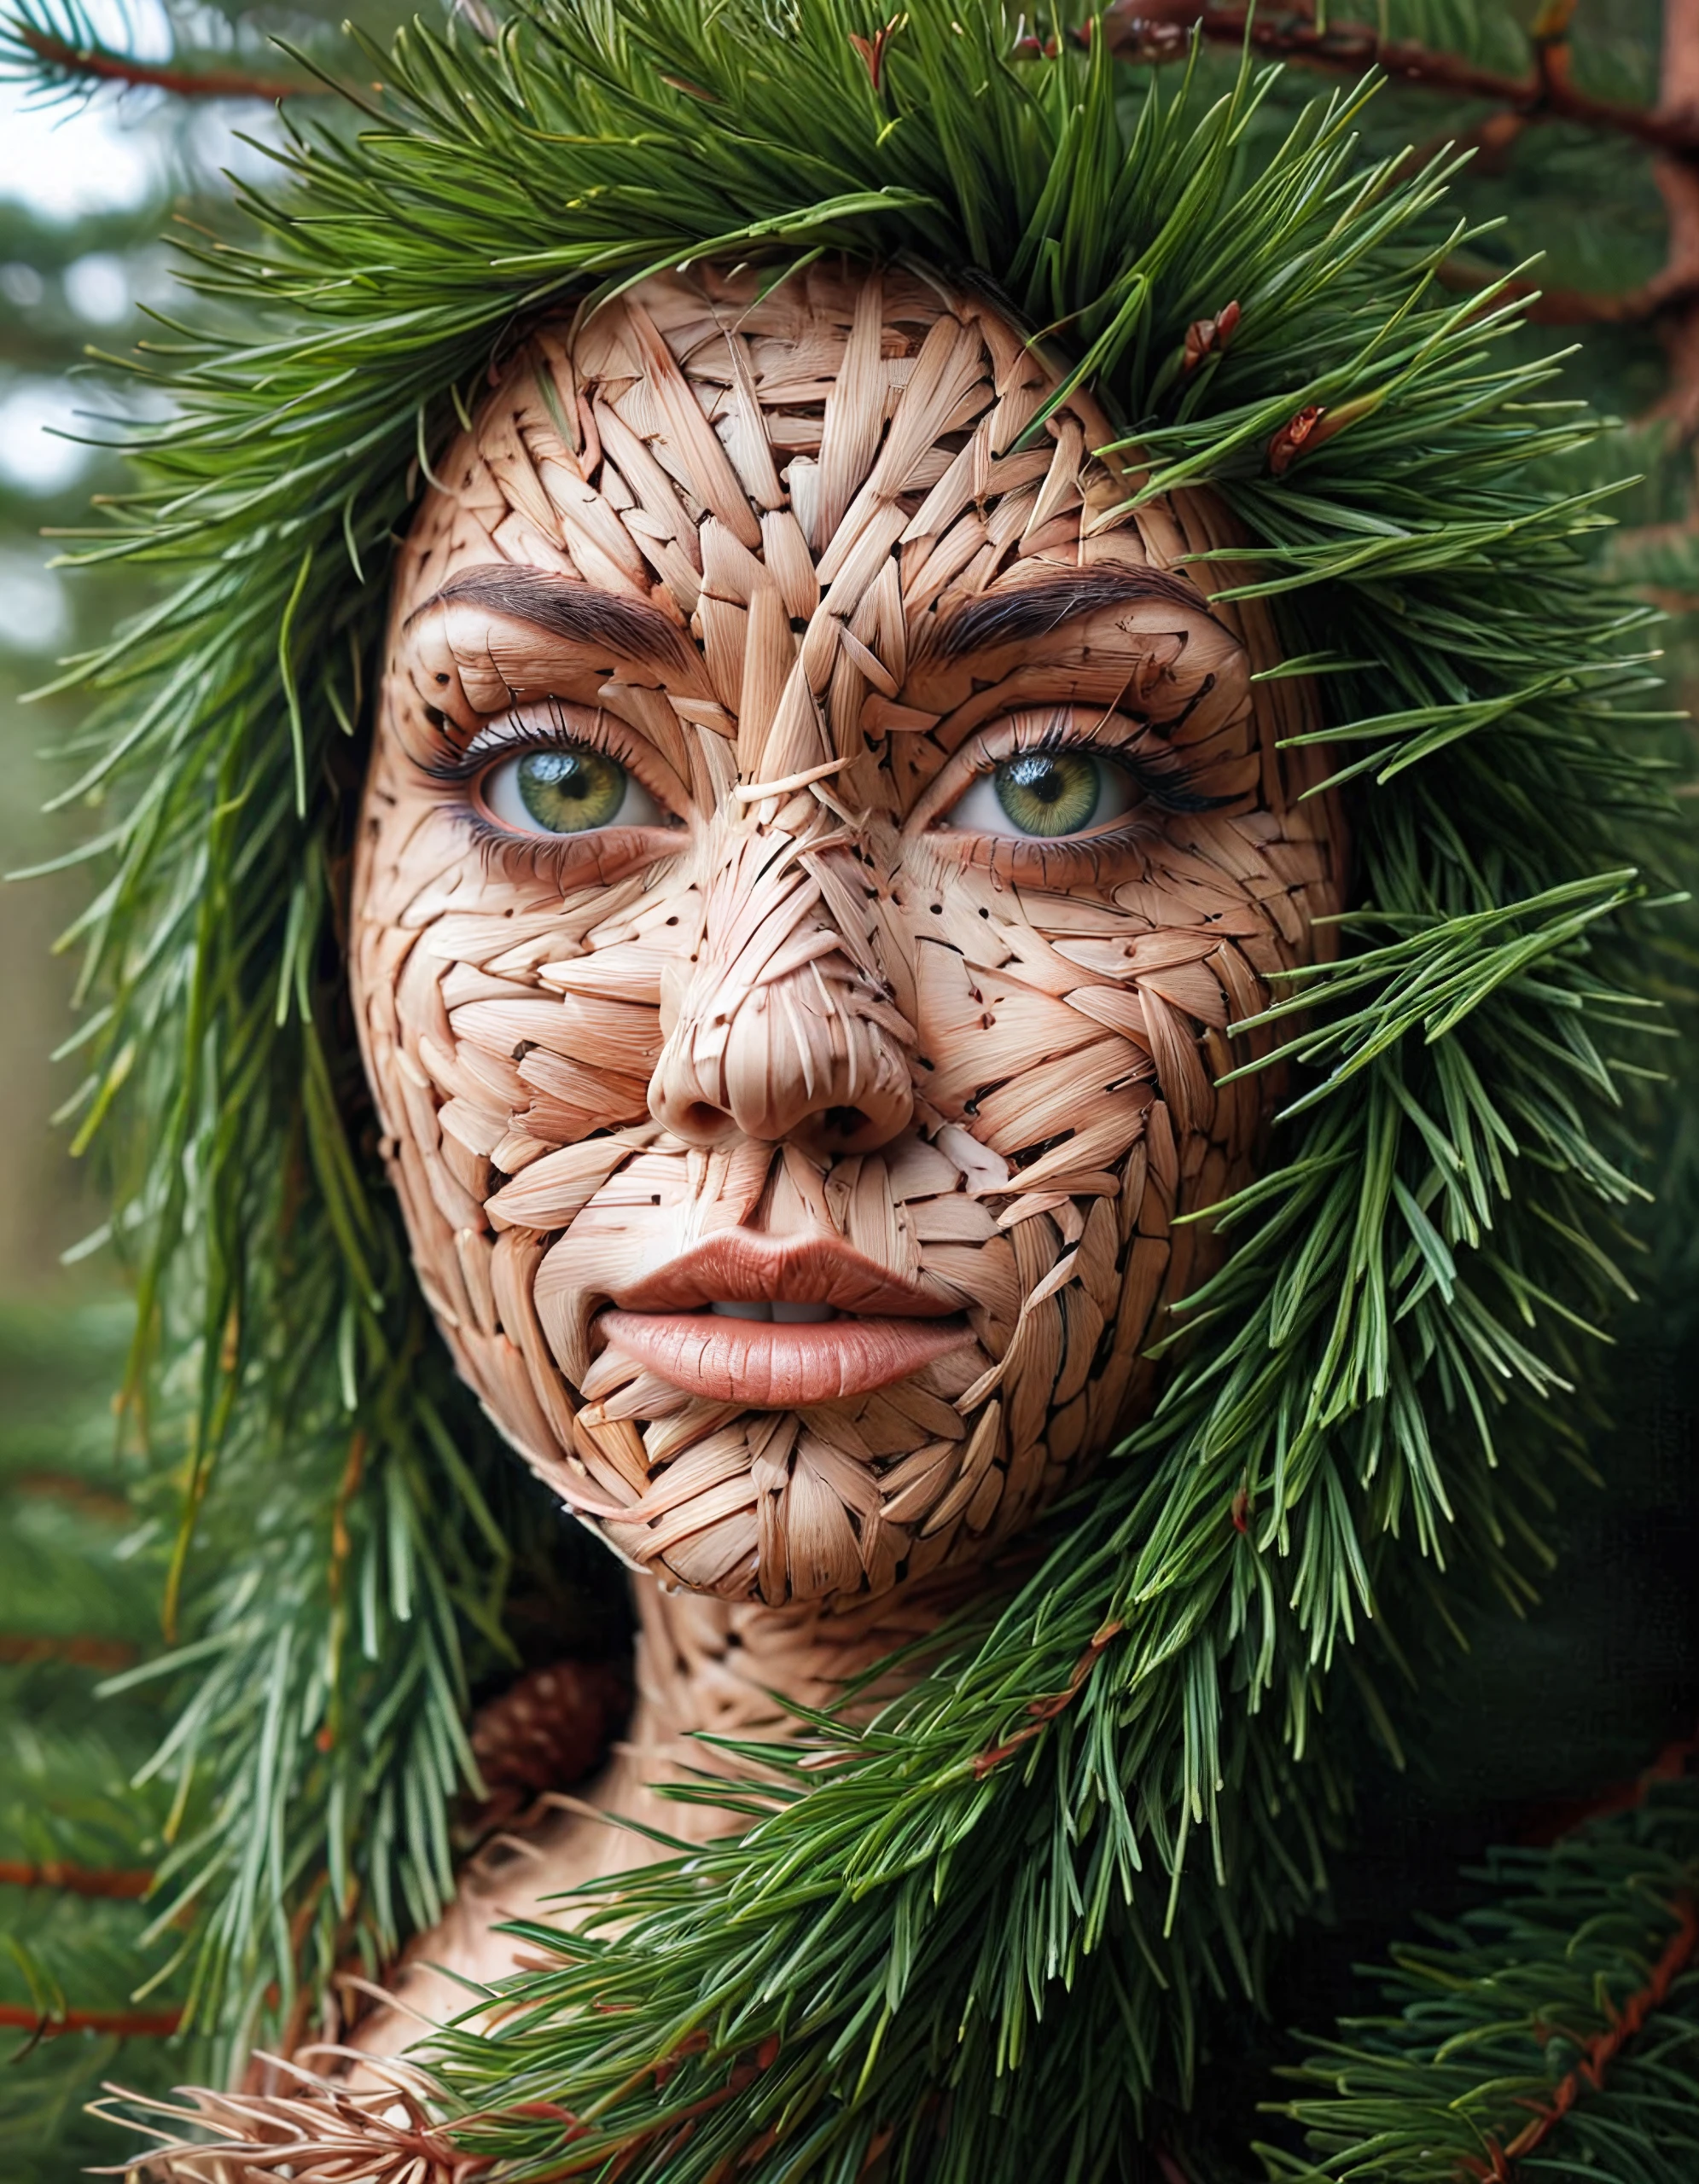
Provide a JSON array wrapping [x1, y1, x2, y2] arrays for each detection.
[[415, 706, 684, 886], [414, 701, 1221, 893], [988, 719, 1221, 813], [932, 710, 1228, 880], [415, 706, 617, 790]]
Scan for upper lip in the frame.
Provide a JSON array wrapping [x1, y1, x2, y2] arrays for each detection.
[[611, 1234, 954, 1318]]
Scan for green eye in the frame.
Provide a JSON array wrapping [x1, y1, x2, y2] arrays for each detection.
[[993, 752, 1103, 836], [515, 748, 625, 831], [940, 748, 1138, 841], [482, 746, 662, 836]]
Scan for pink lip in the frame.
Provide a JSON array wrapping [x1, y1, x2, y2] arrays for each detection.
[[614, 1234, 955, 1319], [596, 1310, 971, 1408]]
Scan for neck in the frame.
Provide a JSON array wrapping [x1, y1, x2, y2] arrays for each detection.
[[339, 1566, 995, 2058], [623, 1569, 978, 1802]]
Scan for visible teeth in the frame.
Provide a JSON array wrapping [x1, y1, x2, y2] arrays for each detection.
[[707, 1300, 836, 1323]]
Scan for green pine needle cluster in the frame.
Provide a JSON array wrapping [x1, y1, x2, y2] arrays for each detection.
[[1265, 1774, 1699, 2182], [5, 0, 1690, 2174], [0, 1298, 185, 2178]]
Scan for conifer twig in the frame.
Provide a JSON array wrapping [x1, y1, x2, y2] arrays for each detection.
[[0, 1861, 153, 1898], [3, 13, 322, 100], [970, 1619, 1124, 1777], [1435, 258, 1699, 326], [1271, 1781, 1699, 2181], [1097, 0, 1699, 158], [0, 2003, 181, 2036], [11, 1468, 130, 1519], [1464, 1895, 1698, 2181], [1651, 0, 1699, 433], [0, 1633, 136, 1668]]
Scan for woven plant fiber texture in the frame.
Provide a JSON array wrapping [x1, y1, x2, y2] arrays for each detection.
[[25, 0, 1689, 2178]]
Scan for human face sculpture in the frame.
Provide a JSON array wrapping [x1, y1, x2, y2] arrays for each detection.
[[352, 266, 1341, 1608]]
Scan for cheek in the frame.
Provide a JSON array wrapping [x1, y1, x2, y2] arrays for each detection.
[[911, 844, 1306, 1482], [349, 758, 688, 1464], [356, 761, 667, 1137], [369, 929, 666, 1194]]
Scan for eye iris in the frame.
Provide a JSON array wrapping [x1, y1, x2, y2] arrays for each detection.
[[994, 752, 1102, 838], [515, 747, 627, 833]]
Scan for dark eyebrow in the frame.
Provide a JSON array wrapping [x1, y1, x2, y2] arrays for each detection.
[[934, 566, 1219, 660], [409, 565, 700, 679]]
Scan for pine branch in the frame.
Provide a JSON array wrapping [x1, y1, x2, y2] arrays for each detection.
[[38, 4, 1680, 2175], [1652, 0, 1699, 436], [0, 1635, 136, 1668], [0, 1863, 153, 1899], [1437, 256, 1699, 327], [0, 2003, 181, 2036], [98, 2064, 494, 2181], [10, 1471, 131, 1519], [1472, 1898, 1697, 2180], [0, 1296, 193, 2169], [1097, 0, 1699, 157], [1265, 1775, 1699, 2182], [970, 1615, 1124, 1776], [1, 5, 323, 102]]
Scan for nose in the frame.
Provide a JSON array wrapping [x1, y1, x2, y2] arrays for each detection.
[[648, 869, 915, 1157]]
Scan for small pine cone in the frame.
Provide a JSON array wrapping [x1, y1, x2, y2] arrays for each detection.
[[469, 1659, 628, 1808]]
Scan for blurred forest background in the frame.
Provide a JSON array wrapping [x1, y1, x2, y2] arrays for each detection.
[[0, 0, 1696, 2173], [0, 4, 404, 2163]]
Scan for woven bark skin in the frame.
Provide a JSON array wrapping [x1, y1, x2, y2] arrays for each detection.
[[126, 261, 1355, 2145], [352, 264, 1341, 1614]]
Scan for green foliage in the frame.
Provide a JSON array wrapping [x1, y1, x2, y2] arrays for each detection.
[[1, 0, 1694, 2175], [0, 1297, 186, 2179], [0, 0, 415, 107], [1264, 1775, 1699, 2181]]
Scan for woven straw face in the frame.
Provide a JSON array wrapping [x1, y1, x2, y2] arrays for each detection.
[[351, 265, 1341, 1606]]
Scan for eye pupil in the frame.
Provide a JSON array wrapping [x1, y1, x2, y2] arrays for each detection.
[[995, 751, 1101, 838], [515, 747, 626, 832], [1009, 756, 1066, 804]]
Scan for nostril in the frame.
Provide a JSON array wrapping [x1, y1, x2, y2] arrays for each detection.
[[679, 1101, 733, 1141], [821, 1105, 870, 1141]]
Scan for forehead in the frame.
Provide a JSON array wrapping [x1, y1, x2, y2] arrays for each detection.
[[394, 262, 1100, 600], [382, 264, 1303, 822]]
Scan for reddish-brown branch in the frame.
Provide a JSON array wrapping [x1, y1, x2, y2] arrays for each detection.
[[1520, 1728, 1699, 1849], [1097, 1, 1699, 158], [972, 1620, 1124, 1778], [503, 2032, 781, 2181], [1462, 1892, 1699, 2181], [1651, 0, 1699, 435], [0, 1860, 154, 1898], [0, 2001, 181, 2037], [1436, 258, 1699, 326], [9, 20, 321, 99], [11, 1469, 131, 1520], [0, 1633, 137, 1670]]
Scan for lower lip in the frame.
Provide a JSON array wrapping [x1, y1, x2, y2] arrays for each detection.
[[596, 1310, 972, 1408]]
